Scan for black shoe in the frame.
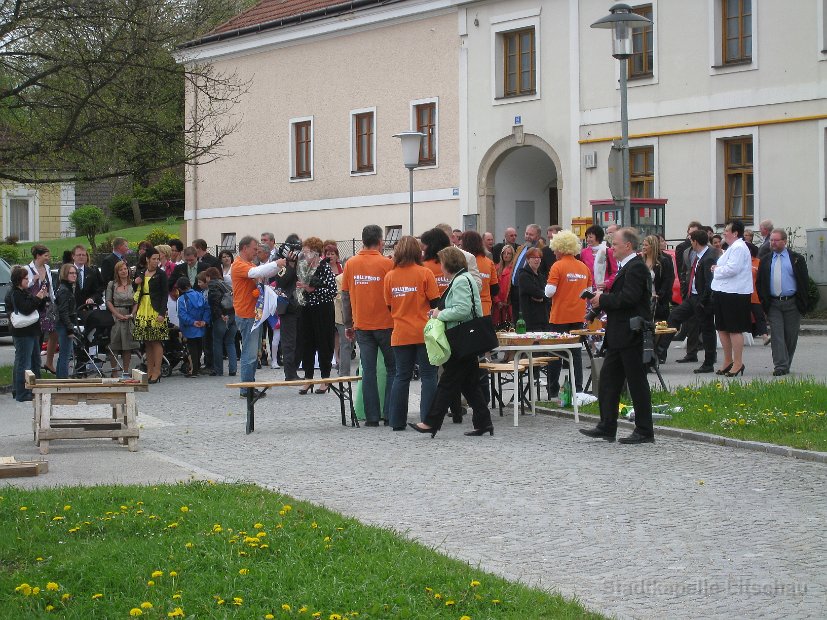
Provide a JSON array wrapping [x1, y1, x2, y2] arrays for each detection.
[[618, 432, 655, 444], [382, 418, 389, 426], [408, 422, 437, 437], [19, 395, 34, 402], [694, 365, 715, 373], [392, 426, 406, 431], [676, 356, 698, 364], [464, 426, 494, 436], [773, 369, 788, 376], [364, 421, 380, 427], [658, 355, 667, 364], [579, 427, 616, 442], [208, 370, 219, 377], [228, 371, 236, 376]]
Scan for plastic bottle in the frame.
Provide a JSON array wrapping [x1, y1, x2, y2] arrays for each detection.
[[560, 375, 572, 407], [515, 312, 526, 334]]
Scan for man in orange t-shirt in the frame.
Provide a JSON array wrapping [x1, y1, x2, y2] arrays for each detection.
[[341, 225, 395, 426], [543, 230, 592, 394], [231, 235, 283, 398]]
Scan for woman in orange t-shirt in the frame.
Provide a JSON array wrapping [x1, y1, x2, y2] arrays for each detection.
[[493, 244, 515, 327], [420, 227, 452, 295], [461, 231, 499, 317], [383, 236, 441, 431]]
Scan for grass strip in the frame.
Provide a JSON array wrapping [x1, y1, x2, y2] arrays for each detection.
[[562, 377, 827, 451], [0, 482, 602, 619]]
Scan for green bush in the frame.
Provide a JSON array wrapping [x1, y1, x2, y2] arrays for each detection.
[[0, 244, 22, 265], [145, 227, 171, 247], [807, 276, 820, 313], [109, 171, 184, 222], [69, 204, 108, 252]]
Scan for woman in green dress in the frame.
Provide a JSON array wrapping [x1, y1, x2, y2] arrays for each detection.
[[133, 246, 169, 383]]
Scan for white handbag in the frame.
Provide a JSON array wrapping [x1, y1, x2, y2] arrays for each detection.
[[10, 295, 40, 328]]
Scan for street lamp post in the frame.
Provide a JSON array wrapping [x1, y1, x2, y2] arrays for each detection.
[[591, 3, 652, 228], [393, 131, 426, 235]]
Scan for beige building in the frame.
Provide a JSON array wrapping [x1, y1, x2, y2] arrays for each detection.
[[1, 180, 75, 242], [178, 0, 462, 250]]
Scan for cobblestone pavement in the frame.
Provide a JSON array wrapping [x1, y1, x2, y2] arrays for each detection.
[[2, 339, 827, 619]]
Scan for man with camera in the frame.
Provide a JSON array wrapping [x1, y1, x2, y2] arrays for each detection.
[[271, 234, 303, 380], [580, 228, 655, 444]]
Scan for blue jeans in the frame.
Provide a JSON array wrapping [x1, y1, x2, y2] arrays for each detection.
[[236, 316, 261, 396], [390, 344, 437, 428], [13, 333, 41, 401], [212, 316, 238, 376], [355, 329, 395, 423], [56, 324, 73, 378]]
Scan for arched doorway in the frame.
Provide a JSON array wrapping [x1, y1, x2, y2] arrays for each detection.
[[477, 131, 562, 238]]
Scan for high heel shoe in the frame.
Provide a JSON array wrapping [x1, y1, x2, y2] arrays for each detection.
[[464, 426, 494, 437], [315, 385, 329, 394], [298, 384, 314, 395], [715, 363, 734, 376], [44, 363, 57, 375], [408, 422, 437, 438], [725, 364, 745, 377]]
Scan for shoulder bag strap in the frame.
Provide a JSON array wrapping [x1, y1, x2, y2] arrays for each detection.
[[464, 275, 479, 319]]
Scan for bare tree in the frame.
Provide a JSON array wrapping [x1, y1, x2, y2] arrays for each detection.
[[0, 0, 250, 185]]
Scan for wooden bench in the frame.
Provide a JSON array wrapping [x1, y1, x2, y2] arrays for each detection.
[[226, 376, 363, 434], [26, 369, 148, 454]]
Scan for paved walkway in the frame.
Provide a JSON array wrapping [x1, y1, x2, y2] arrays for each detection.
[[2, 338, 827, 619]]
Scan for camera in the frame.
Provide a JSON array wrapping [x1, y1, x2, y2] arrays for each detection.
[[582, 289, 600, 322], [277, 241, 302, 260], [630, 316, 655, 364], [580, 289, 595, 300]]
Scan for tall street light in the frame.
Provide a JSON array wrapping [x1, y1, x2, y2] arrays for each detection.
[[393, 131, 425, 235], [591, 3, 652, 228]]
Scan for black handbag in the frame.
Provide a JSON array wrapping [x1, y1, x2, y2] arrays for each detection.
[[444, 276, 499, 360]]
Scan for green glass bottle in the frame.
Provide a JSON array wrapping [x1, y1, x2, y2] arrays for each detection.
[[560, 375, 572, 407], [515, 312, 526, 334]]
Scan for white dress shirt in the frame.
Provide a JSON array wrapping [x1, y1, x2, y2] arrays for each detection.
[[710, 237, 753, 294]]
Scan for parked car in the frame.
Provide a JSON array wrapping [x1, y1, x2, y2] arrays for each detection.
[[0, 257, 11, 336]]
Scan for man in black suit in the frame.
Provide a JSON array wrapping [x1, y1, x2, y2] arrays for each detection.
[[100, 237, 129, 285], [193, 238, 221, 270], [71, 244, 104, 306], [757, 228, 809, 376], [169, 246, 205, 292], [656, 229, 717, 373], [580, 228, 654, 444]]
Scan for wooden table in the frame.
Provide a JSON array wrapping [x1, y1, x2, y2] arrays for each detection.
[[227, 376, 363, 434], [26, 370, 148, 455], [495, 342, 580, 426], [570, 327, 678, 391]]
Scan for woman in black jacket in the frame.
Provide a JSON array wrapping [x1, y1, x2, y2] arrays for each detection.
[[517, 247, 550, 330], [55, 263, 79, 378], [133, 246, 169, 383], [203, 267, 237, 377], [642, 235, 675, 320], [6, 266, 49, 401]]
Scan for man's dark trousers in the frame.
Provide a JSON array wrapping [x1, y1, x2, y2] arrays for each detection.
[[597, 343, 653, 437]]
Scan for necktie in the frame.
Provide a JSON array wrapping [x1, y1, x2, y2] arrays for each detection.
[[772, 253, 783, 296], [688, 257, 698, 294], [79, 268, 84, 290], [512, 247, 528, 284]]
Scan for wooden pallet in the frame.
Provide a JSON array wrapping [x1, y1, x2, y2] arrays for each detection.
[[0, 457, 48, 478]]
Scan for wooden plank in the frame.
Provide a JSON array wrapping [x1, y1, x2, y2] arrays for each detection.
[[51, 394, 81, 405], [0, 463, 40, 478], [37, 428, 139, 440], [50, 422, 123, 430], [33, 386, 147, 394], [227, 376, 362, 389]]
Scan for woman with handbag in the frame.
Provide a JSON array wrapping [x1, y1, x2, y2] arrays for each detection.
[[409, 247, 495, 438], [383, 236, 441, 431], [133, 246, 169, 383], [27, 244, 58, 374], [54, 263, 79, 378], [6, 266, 48, 401], [106, 260, 139, 377]]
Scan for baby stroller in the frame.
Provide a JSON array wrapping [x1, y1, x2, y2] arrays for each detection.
[[70, 303, 123, 378], [138, 324, 191, 377]]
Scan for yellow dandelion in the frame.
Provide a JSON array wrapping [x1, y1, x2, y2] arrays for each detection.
[[323, 536, 331, 542], [36, 557, 43, 561], [460, 616, 472, 620], [279, 510, 286, 516], [275, 523, 283, 529], [260, 544, 269, 549], [329, 615, 342, 620], [141, 601, 153, 609], [180, 506, 189, 513], [167, 607, 185, 618], [151, 571, 163, 578], [61, 593, 71, 601], [445, 600, 456, 606], [491, 599, 501, 604], [216, 598, 225, 605], [257, 531, 267, 538], [233, 597, 243, 606], [266, 615, 275, 620], [136, 510, 144, 515], [169, 571, 178, 577], [313, 614, 321, 619], [311, 522, 318, 528], [130, 609, 143, 617], [282, 603, 292, 611], [46, 582, 59, 591], [63, 505, 71, 511], [212, 524, 223, 533], [91, 593, 103, 600], [282, 504, 292, 512], [173, 594, 182, 600], [185, 542, 194, 549], [19, 506, 27, 511], [45, 605, 55, 612], [434, 593, 442, 599], [254, 523, 264, 529], [166, 522, 179, 529], [32, 586, 40, 595], [424, 587, 433, 593], [147, 581, 155, 587], [299, 606, 309, 613], [239, 568, 249, 575], [470, 580, 480, 587], [15, 583, 32, 596], [52, 516, 64, 521]]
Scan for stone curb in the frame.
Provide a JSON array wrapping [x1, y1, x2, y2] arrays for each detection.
[[537, 406, 827, 464]]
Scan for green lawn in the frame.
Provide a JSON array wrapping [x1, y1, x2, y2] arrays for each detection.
[[16, 220, 183, 259], [0, 483, 601, 619], [0, 365, 11, 385], [565, 377, 827, 451]]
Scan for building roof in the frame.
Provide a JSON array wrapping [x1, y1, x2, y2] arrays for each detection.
[[183, 0, 404, 48]]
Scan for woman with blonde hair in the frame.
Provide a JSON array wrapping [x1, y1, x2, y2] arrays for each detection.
[[155, 244, 175, 279], [493, 244, 515, 327], [640, 234, 675, 320], [383, 235, 441, 430]]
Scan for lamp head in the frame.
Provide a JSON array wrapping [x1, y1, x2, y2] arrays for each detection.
[[393, 131, 426, 169], [590, 3, 652, 60]]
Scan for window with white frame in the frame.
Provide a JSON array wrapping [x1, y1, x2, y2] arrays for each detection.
[[628, 4, 654, 79], [709, 0, 757, 73], [820, 0, 827, 57], [3, 188, 37, 242], [411, 98, 438, 167], [220, 233, 236, 250], [711, 129, 757, 226], [350, 108, 376, 175], [289, 116, 313, 181], [491, 9, 541, 104]]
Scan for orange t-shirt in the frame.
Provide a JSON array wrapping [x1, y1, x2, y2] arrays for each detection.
[[383, 264, 440, 346], [750, 257, 760, 304], [231, 258, 258, 319], [341, 249, 394, 330], [424, 259, 450, 295], [476, 254, 497, 316], [547, 255, 592, 324]]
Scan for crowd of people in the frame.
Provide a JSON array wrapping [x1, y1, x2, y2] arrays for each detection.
[[4, 218, 811, 445]]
